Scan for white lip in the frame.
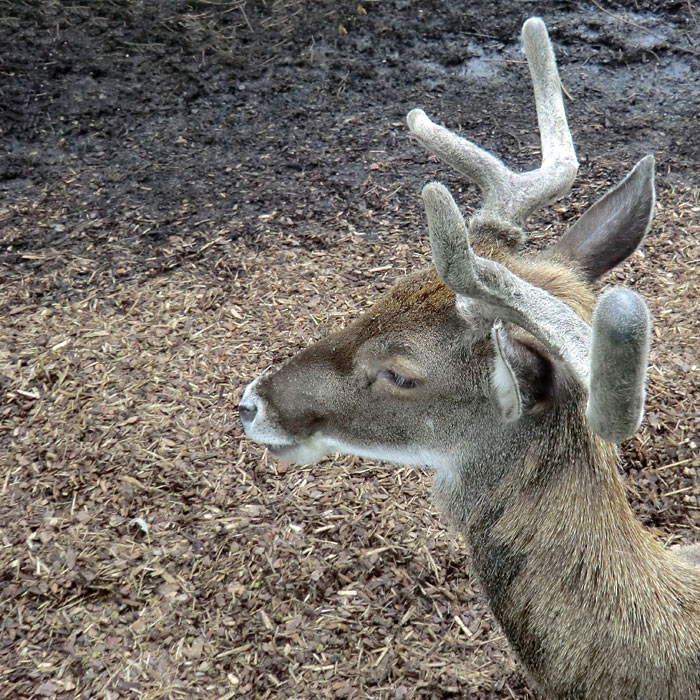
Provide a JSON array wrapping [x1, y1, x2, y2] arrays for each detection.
[[266, 442, 296, 456], [263, 437, 331, 466], [266, 443, 301, 465]]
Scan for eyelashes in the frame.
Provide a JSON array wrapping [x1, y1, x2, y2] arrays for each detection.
[[379, 368, 418, 390]]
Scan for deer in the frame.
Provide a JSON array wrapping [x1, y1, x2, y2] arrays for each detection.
[[238, 17, 700, 700]]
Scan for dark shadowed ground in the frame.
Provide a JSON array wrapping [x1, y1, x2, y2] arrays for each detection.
[[1, 1, 698, 698]]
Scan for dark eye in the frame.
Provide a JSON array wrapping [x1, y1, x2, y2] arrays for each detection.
[[381, 369, 418, 389]]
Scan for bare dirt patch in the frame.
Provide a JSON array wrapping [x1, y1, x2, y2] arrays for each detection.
[[1, 2, 698, 698]]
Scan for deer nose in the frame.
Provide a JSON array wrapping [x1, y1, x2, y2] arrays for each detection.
[[238, 401, 258, 425]]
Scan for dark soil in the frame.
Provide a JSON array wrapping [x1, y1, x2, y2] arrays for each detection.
[[1, 1, 698, 699], [2, 0, 699, 293]]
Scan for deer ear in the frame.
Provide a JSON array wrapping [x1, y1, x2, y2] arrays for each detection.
[[550, 155, 655, 281], [491, 324, 553, 422]]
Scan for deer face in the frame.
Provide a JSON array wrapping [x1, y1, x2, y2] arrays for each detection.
[[240, 271, 497, 470]]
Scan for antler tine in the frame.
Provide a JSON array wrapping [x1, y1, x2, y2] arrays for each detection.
[[521, 17, 576, 175], [408, 17, 578, 232], [406, 108, 512, 210], [587, 288, 650, 442], [423, 182, 591, 382], [420, 182, 481, 298]]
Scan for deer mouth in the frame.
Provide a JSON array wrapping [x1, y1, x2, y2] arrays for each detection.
[[264, 436, 329, 465]]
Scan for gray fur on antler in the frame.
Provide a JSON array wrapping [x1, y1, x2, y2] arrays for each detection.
[[407, 17, 578, 235], [413, 16, 654, 441], [587, 288, 651, 442]]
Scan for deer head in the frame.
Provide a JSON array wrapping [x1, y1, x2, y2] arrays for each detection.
[[239, 17, 655, 490]]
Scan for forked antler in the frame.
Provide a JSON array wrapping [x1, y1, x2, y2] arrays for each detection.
[[414, 16, 651, 440], [412, 17, 589, 381], [422, 182, 592, 382], [407, 17, 578, 237]]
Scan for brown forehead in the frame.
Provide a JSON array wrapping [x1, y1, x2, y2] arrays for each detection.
[[344, 255, 592, 346], [335, 269, 455, 352], [377, 257, 593, 323], [376, 269, 455, 317]]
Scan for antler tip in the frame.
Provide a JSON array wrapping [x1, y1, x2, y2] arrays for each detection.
[[522, 16, 547, 41], [407, 108, 428, 134], [421, 181, 452, 207], [594, 288, 650, 345]]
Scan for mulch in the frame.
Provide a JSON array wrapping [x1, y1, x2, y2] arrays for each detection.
[[1, 181, 698, 699]]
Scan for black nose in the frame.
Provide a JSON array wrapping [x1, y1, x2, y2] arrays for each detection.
[[238, 402, 257, 424]]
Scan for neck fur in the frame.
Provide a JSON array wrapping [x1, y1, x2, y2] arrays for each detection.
[[460, 419, 700, 699]]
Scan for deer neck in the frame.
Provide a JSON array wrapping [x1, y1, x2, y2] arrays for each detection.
[[458, 415, 700, 698]]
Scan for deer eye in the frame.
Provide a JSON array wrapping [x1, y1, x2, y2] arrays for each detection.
[[380, 368, 418, 389]]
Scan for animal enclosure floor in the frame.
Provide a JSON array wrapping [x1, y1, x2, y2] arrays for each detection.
[[1, 2, 698, 698]]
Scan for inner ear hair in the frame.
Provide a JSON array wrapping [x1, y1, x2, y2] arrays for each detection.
[[492, 325, 557, 420], [508, 331, 557, 412]]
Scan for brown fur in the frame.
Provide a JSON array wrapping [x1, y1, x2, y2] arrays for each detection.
[[469, 424, 700, 699]]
